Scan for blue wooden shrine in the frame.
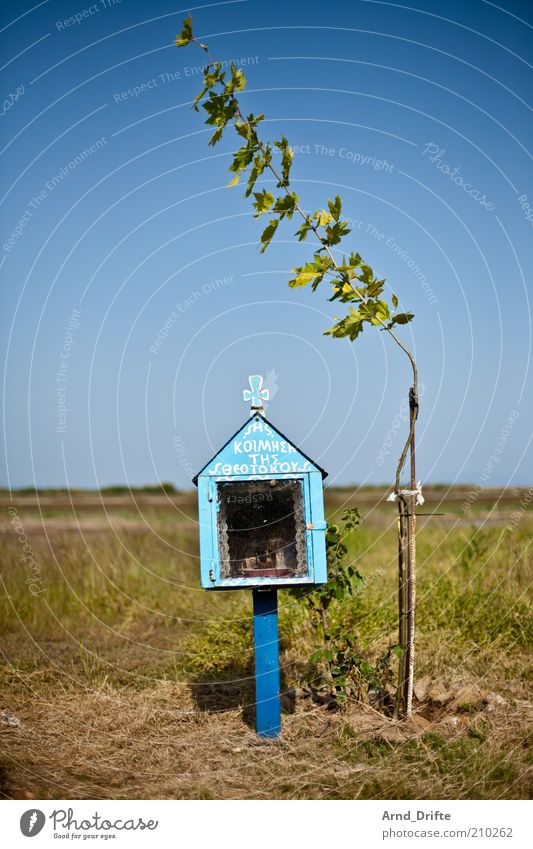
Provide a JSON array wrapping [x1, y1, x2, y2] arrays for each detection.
[[193, 375, 328, 737]]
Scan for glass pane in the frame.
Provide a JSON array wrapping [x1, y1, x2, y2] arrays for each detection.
[[217, 479, 308, 580]]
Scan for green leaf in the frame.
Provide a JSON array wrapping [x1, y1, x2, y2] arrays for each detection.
[[289, 256, 332, 288], [252, 189, 275, 217], [204, 68, 222, 88], [366, 279, 385, 298], [324, 308, 365, 341], [244, 147, 272, 197], [247, 113, 265, 129], [230, 64, 247, 92], [295, 219, 313, 242], [192, 85, 209, 111], [328, 195, 342, 221], [391, 312, 415, 325], [274, 136, 294, 185], [314, 209, 333, 227], [328, 279, 351, 302], [289, 271, 317, 288], [224, 67, 247, 96], [392, 293, 398, 308], [327, 524, 340, 539], [208, 126, 224, 146], [228, 174, 241, 187], [259, 218, 279, 252], [288, 265, 319, 288], [235, 121, 251, 140], [342, 508, 362, 531], [176, 16, 193, 47], [323, 220, 351, 246], [229, 142, 257, 174], [358, 264, 374, 285], [203, 92, 237, 128], [273, 192, 298, 219]]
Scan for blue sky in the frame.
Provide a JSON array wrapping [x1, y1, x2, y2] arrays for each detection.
[[1, 0, 532, 489]]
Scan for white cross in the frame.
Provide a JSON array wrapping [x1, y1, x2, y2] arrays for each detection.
[[243, 374, 269, 416]]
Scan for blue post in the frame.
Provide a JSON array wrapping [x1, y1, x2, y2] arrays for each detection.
[[252, 588, 281, 738]]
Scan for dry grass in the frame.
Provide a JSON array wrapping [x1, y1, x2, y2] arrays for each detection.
[[0, 488, 532, 800], [2, 676, 531, 800]]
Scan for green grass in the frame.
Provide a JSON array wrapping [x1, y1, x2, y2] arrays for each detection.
[[0, 487, 531, 799]]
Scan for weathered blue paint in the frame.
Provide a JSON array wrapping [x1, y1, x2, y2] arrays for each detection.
[[194, 413, 328, 590], [253, 588, 281, 737], [194, 414, 324, 482], [193, 378, 329, 738]]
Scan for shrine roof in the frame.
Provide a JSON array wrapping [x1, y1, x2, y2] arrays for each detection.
[[192, 413, 328, 485]]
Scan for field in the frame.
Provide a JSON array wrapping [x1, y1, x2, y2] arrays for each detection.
[[0, 486, 531, 800]]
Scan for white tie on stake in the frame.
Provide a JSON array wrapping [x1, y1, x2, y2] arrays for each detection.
[[387, 481, 425, 506]]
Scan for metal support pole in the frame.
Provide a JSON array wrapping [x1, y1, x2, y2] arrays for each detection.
[[252, 588, 281, 738]]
